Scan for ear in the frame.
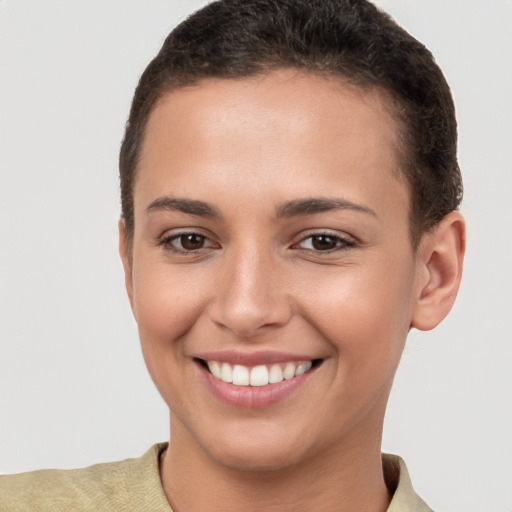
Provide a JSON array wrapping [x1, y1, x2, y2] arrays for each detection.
[[411, 211, 466, 331], [118, 218, 137, 321]]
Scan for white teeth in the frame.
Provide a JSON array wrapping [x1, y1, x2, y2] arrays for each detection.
[[250, 365, 269, 386], [206, 360, 314, 386], [220, 362, 233, 383], [283, 362, 296, 380], [294, 361, 312, 376], [268, 364, 284, 383], [207, 361, 221, 379], [232, 364, 250, 386]]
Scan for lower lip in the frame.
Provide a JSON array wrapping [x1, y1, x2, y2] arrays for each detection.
[[198, 363, 317, 409]]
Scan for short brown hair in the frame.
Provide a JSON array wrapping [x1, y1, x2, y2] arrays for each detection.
[[120, 0, 462, 248]]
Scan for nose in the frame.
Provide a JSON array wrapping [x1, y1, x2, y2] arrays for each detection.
[[208, 246, 293, 339]]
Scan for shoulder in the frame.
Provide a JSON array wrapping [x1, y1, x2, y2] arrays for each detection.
[[0, 443, 171, 512]]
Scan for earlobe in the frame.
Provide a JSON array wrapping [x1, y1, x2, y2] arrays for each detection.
[[118, 219, 137, 321], [411, 211, 466, 331]]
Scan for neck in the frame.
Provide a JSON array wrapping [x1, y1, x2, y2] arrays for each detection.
[[160, 420, 391, 512]]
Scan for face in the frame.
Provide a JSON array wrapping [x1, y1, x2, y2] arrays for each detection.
[[122, 71, 422, 471]]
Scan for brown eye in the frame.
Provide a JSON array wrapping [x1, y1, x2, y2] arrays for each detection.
[[178, 234, 206, 250], [296, 233, 355, 252], [310, 235, 338, 251], [159, 232, 217, 254]]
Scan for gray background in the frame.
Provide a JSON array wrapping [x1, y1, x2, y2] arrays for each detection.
[[1, 1, 511, 511]]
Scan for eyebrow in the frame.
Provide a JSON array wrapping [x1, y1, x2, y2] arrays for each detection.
[[145, 196, 376, 220], [146, 197, 222, 218], [276, 197, 377, 218]]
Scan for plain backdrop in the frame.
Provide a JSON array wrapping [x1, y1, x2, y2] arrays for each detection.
[[1, 1, 511, 511]]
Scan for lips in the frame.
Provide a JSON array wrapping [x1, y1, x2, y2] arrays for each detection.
[[195, 354, 321, 408]]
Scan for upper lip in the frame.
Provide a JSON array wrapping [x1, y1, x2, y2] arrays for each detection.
[[194, 350, 320, 366]]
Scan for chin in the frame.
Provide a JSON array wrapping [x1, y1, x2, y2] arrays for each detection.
[[209, 444, 304, 473], [204, 421, 329, 474]]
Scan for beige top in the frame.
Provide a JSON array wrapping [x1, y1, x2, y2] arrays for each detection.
[[0, 444, 433, 511]]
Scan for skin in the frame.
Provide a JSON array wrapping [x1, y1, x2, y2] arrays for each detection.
[[119, 70, 465, 512]]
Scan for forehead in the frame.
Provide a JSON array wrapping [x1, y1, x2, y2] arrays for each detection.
[[144, 70, 400, 154], [136, 70, 408, 219]]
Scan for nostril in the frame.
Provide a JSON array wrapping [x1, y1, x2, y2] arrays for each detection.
[[207, 297, 293, 338]]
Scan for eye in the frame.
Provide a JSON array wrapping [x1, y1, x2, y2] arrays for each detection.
[[159, 232, 217, 253], [296, 234, 355, 252]]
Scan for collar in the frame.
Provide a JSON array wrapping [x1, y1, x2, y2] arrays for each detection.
[[383, 453, 433, 512]]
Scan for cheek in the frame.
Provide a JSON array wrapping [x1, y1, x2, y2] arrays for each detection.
[[299, 256, 415, 369], [130, 263, 215, 414], [131, 261, 210, 374]]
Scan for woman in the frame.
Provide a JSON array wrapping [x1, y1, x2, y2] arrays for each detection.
[[1, 1, 466, 510]]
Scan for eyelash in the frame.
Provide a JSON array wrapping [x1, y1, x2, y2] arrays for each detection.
[[157, 231, 357, 255]]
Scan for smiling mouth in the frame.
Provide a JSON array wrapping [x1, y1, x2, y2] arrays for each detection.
[[197, 359, 322, 387]]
